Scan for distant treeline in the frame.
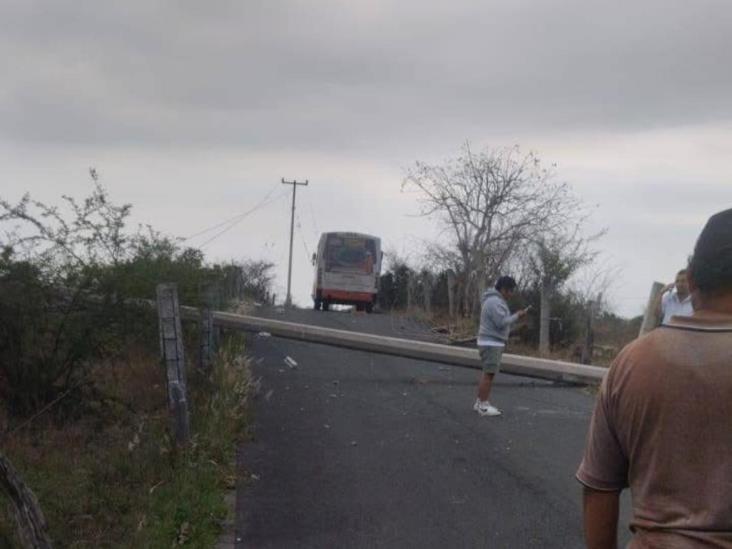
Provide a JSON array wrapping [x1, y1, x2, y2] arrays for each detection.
[[378, 261, 640, 356]]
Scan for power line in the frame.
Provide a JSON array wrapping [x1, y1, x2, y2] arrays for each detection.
[[197, 190, 288, 249], [183, 182, 281, 242], [184, 211, 253, 242], [306, 192, 320, 237], [296, 213, 311, 258], [198, 190, 289, 249]]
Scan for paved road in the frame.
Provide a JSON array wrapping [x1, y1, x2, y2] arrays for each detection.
[[235, 307, 631, 548]]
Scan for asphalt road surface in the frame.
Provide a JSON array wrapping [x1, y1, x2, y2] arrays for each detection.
[[235, 307, 631, 548]]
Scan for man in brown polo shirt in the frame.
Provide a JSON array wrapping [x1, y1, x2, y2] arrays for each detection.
[[577, 208, 732, 548]]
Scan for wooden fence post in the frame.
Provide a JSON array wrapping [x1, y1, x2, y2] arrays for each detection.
[[234, 266, 243, 300], [156, 283, 191, 446], [580, 293, 602, 365], [199, 284, 216, 372], [199, 309, 214, 373], [580, 300, 595, 365], [447, 270, 456, 320], [0, 452, 53, 548], [407, 273, 415, 310], [539, 280, 552, 356], [422, 272, 433, 315]]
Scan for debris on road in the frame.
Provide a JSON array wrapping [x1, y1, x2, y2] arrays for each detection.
[[328, 393, 338, 399], [324, 424, 331, 429], [250, 473, 260, 481], [284, 356, 298, 369], [264, 389, 274, 402], [257, 331, 272, 337], [350, 441, 358, 446]]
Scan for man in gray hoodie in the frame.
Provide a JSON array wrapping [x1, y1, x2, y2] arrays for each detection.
[[473, 276, 529, 416]]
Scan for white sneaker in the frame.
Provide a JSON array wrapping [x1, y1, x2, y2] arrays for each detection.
[[473, 399, 502, 417]]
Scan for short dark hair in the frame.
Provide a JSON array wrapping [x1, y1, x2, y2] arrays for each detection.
[[688, 208, 732, 295], [495, 275, 517, 292]]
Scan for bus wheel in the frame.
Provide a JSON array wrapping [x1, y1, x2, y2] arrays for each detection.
[[322, 301, 330, 312], [365, 303, 374, 314], [313, 299, 321, 311], [355, 303, 364, 312]]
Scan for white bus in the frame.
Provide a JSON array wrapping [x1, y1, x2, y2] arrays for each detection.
[[311, 232, 382, 313]]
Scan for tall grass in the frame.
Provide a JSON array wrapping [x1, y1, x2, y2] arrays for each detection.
[[0, 338, 250, 547]]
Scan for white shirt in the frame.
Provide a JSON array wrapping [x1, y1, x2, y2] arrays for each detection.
[[661, 291, 694, 324]]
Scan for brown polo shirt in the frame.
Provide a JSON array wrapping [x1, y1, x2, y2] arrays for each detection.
[[577, 311, 732, 548]]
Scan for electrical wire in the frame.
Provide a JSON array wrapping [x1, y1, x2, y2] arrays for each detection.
[[306, 193, 321, 237], [198, 190, 289, 249], [183, 181, 281, 242], [296, 212, 311, 259]]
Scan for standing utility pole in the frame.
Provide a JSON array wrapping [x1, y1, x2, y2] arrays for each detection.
[[281, 177, 309, 307]]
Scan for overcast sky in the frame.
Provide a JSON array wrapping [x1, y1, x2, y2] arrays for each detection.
[[2, 0, 731, 317]]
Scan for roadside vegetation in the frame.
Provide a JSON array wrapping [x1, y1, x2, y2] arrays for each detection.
[[0, 177, 271, 546]]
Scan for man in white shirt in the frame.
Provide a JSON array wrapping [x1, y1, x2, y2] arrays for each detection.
[[655, 269, 694, 325]]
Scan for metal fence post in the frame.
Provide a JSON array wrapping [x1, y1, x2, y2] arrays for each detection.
[[156, 283, 191, 446]]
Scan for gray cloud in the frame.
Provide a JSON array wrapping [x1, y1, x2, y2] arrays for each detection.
[[2, 0, 731, 150]]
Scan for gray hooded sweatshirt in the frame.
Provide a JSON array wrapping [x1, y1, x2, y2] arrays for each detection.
[[477, 289, 520, 346]]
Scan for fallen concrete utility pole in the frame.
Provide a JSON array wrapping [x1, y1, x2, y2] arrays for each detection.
[[179, 307, 606, 385]]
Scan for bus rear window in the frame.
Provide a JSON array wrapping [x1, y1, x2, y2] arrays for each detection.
[[325, 236, 376, 273]]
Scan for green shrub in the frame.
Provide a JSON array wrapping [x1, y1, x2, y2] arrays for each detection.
[[0, 180, 272, 419]]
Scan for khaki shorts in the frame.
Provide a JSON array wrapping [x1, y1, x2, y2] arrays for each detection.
[[478, 345, 504, 375]]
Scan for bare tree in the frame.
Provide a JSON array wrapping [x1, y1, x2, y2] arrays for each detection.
[[567, 258, 621, 313], [404, 143, 581, 316], [0, 169, 132, 275], [526, 219, 605, 354]]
